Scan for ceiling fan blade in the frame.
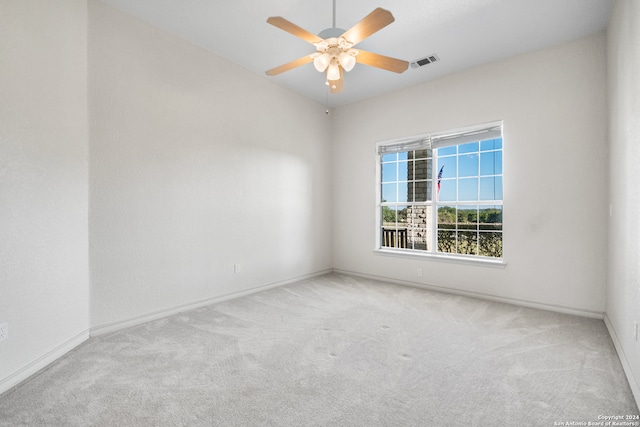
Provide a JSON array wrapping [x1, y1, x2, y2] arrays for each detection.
[[328, 67, 344, 94], [356, 50, 409, 74], [265, 55, 313, 76], [340, 8, 395, 46], [267, 16, 323, 44]]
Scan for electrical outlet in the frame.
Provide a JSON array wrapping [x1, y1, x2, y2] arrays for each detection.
[[0, 323, 7, 342], [234, 263, 241, 274], [417, 268, 423, 277]]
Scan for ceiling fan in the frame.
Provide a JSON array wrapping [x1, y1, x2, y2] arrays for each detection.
[[265, 4, 409, 94]]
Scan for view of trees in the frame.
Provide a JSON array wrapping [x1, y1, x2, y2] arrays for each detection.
[[381, 205, 405, 224], [437, 230, 502, 257], [437, 206, 502, 257], [381, 205, 503, 258], [437, 206, 502, 225]]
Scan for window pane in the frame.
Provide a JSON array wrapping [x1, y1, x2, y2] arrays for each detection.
[[480, 152, 495, 175], [398, 161, 409, 181], [381, 206, 396, 226], [413, 180, 430, 202], [407, 205, 431, 250], [397, 181, 409, 202], [398, 152, 408, 161], [413, 149, 431, 159], [437, 206, 456, 253], [384, 228, 408, 248], [458, 154, 479, 177], [397, 206, 408, 228], [437, 230, 456, 253], [438, 146, 456, 156], [381, 210, 408, 248], [381, 226, 393, 248], [458, 142, 478, 153], [414, 159, 429, 180], [438, 179, 456, 202], [480, 177, 503, 200], [382, 153, 397, 162], [478, 232, 502, 257], [480, 151, 502, 175], [381, 206, 407, 249], [457, 231, 478, 255], [481, 138, 499, 151], [458, 178, 478, 201], [479, 206, 502, 230], [458, 206, 478, 228], [437, 205, 456, 227], [381, 162, 397, 182], [438, 158, 456, 178], [382, 183, 397, 202]]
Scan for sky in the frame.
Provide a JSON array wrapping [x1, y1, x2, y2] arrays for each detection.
[[381, 138, 503, 205]]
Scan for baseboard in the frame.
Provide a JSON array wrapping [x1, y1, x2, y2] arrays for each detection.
[[91, 269, 333, 337], [0, 329, 90, 396], [604, 314, 640, 410], [333, 268, 605, 319]]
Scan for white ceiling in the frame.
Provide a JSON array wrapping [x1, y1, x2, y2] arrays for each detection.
[[98, 0, 613, 107]]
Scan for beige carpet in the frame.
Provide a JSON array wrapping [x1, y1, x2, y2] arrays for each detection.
[[0, 273, 638, 426]]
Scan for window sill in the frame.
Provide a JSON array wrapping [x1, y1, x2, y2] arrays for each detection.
[[374, 248, 507, 268]]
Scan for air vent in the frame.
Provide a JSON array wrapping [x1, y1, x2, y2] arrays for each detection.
[[410, 54, 440, 69]]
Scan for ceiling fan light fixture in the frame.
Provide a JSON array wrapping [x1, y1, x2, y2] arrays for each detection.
[[326, 61, 341, 81], [338, 51, 357, 72], [313, 52, 331, 72]]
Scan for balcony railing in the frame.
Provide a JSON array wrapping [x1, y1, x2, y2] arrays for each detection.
[[382, 228, 407, 249]]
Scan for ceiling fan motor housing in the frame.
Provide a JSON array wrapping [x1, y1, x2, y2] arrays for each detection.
[[317, 27, 345, 39]]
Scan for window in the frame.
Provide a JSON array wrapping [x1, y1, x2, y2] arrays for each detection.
[[377, 122, 503, 260]]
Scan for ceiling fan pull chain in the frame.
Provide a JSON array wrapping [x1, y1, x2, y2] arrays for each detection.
[[325, 85, 330, 115]]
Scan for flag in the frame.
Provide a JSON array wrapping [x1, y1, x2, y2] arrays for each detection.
[[437, 164, 444, 193]]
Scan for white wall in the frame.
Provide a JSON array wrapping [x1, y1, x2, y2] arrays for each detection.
[[88, 1, 332, 329], [0, 0, 90, 392], [332, 33, 608, 316], [606, 0, 640, 405]]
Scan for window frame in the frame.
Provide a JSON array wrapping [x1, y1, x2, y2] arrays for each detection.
[[375, 122, 505, 266]]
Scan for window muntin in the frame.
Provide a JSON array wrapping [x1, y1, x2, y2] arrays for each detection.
[[378, 125, 503, 260]]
